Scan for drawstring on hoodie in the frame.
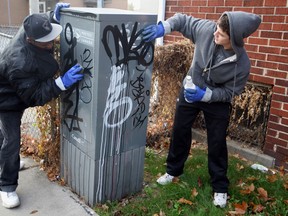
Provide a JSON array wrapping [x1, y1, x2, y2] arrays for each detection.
[[232, 63, 238, 100]]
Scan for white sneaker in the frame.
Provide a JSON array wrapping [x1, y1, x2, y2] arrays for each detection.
[[19, 160, 25, 170], [0, 191, 20, 208], [156, 173, 175, 185], [213, 192, 227, 208]]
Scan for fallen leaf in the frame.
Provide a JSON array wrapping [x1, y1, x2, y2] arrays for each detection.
[[191, 188, 198, 197], [257, 187, 268, 201], [178, 197, 193, 205], [250, 202, 265, 213], [246, 176, 258, 181], [233, 201, 248, 214], [30, 210, 38, 214], [198, 177, 203, 188], [240, 183, 254, 195], [227, 210, 245, 215], [236, 163, 244, 171], [172, 177, 180, 183], [266, 174, 278, 183]]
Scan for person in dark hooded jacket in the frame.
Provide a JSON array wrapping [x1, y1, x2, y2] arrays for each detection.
[[142, 11, 261, 208], [0, 3, 84, 209]]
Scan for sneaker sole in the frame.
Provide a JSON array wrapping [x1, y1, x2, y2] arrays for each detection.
[[2, 201, 20, 209]]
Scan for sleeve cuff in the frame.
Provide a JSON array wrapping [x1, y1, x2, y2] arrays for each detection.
[[53, 14, 60, 23], [161, 21, 171, 34], [201, 87, 212, 102], [55, 77, 67, 91]]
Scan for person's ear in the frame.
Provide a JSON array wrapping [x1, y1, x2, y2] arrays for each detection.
[[26, 37, 35, 44]]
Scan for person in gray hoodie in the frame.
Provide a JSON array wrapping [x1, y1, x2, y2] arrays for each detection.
[[142, 11, 261, 208]]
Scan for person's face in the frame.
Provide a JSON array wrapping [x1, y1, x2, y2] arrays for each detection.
[[27, 39, 55, 50], [213, 25, 231, 49]]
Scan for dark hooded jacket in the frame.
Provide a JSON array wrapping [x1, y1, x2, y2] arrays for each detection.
[[162, 11, 261, 102], [0, 12, 62, 112]]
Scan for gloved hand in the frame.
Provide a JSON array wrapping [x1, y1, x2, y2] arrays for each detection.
[[184, 85, 206, 102], [142, 21, 165, 42], [61, 64, 83, 88], [53, 2, 70, 23]]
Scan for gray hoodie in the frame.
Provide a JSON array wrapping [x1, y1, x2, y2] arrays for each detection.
[[162, 11, 261, 102]]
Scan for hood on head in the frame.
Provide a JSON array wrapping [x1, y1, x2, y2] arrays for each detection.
[[223, 11, 261, 48]]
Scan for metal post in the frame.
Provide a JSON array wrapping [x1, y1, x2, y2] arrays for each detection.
[[97, 0, 103, 8], [29, 0, 39, 14]]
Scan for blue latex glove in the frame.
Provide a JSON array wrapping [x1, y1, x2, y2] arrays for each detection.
[[61, 64, 83, 88], [142, 22, 165, 42], [53, 2, 70, 23], [184, 86, 206, 102]]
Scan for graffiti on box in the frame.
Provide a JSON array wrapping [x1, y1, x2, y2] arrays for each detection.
[[62, 22, 154, 134]]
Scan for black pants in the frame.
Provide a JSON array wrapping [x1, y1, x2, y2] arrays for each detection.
[[0, 111, 23, 192], [166, 89, 231, 193]]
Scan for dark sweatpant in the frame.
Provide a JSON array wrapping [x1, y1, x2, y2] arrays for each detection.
[[166, 89, 231, 193], [0, 111, 23, 192]]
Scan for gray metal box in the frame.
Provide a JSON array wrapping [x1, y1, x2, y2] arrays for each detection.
[[59, 7, 157, 205]]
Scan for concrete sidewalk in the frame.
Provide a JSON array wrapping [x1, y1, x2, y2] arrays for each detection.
[[0, 156, 98, 216]]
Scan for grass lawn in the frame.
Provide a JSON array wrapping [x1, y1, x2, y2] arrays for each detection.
[[94, 145, 288, 216]]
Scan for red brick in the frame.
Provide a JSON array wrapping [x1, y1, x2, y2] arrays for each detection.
[[272, 94, 288, 103], [279, 132, 288, 141], [199, 7, 215, 13], [272, 23, 288, 31], [267, 70, 287, 80], [271, 101, 282, 109], [265, 0, 287, 6], [170, 6, 185, 12], [273, 86, 286, 95], [270, 39, 288, 47], [243, 0, 264, 6], [282, 118, 288, 125], [278, 63, 288, 72], [256, 60, 278, 70], [234, 7, 253, 13], [258, 23, 272, 31], [269, 114, 281, 124], [166, 0, 177, 6], [276, 8, 288, 15], [206, 13, 220, 20], [281, 48, 288, 55], [259, 46, 280, 55], [263, 15, 286, 23], [247, 51, 266, 60], [254, 7, 275, 14], [261, 31, 283, 39], [178, 0, 192, 7], [250, 74, 275, 85], [275, 79, 288, 87], [266, 128, 278, 136], [267, 54, 288, 64], [266, 134, 287, 146], [268, 121, 288, 133], [208, 0, 225, 6], [191, 0, 208, 6], [183, 7, 199, 13], [250, 67, 263, 75], [248, 37, 269, 46], [225, 0, 242, 6], [246, 44, 259, 52], [215, 7, 233, 13], [276, 146, 288, 157]]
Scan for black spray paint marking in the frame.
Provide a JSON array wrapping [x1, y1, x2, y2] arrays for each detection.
[[62, 23, 94, 132], [96, 22, 154, 201]]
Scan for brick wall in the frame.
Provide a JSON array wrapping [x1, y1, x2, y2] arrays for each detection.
[[164, 0, 288, 169]]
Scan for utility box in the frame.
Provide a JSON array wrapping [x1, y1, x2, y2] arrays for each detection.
[[59, 7, 157, 205]]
